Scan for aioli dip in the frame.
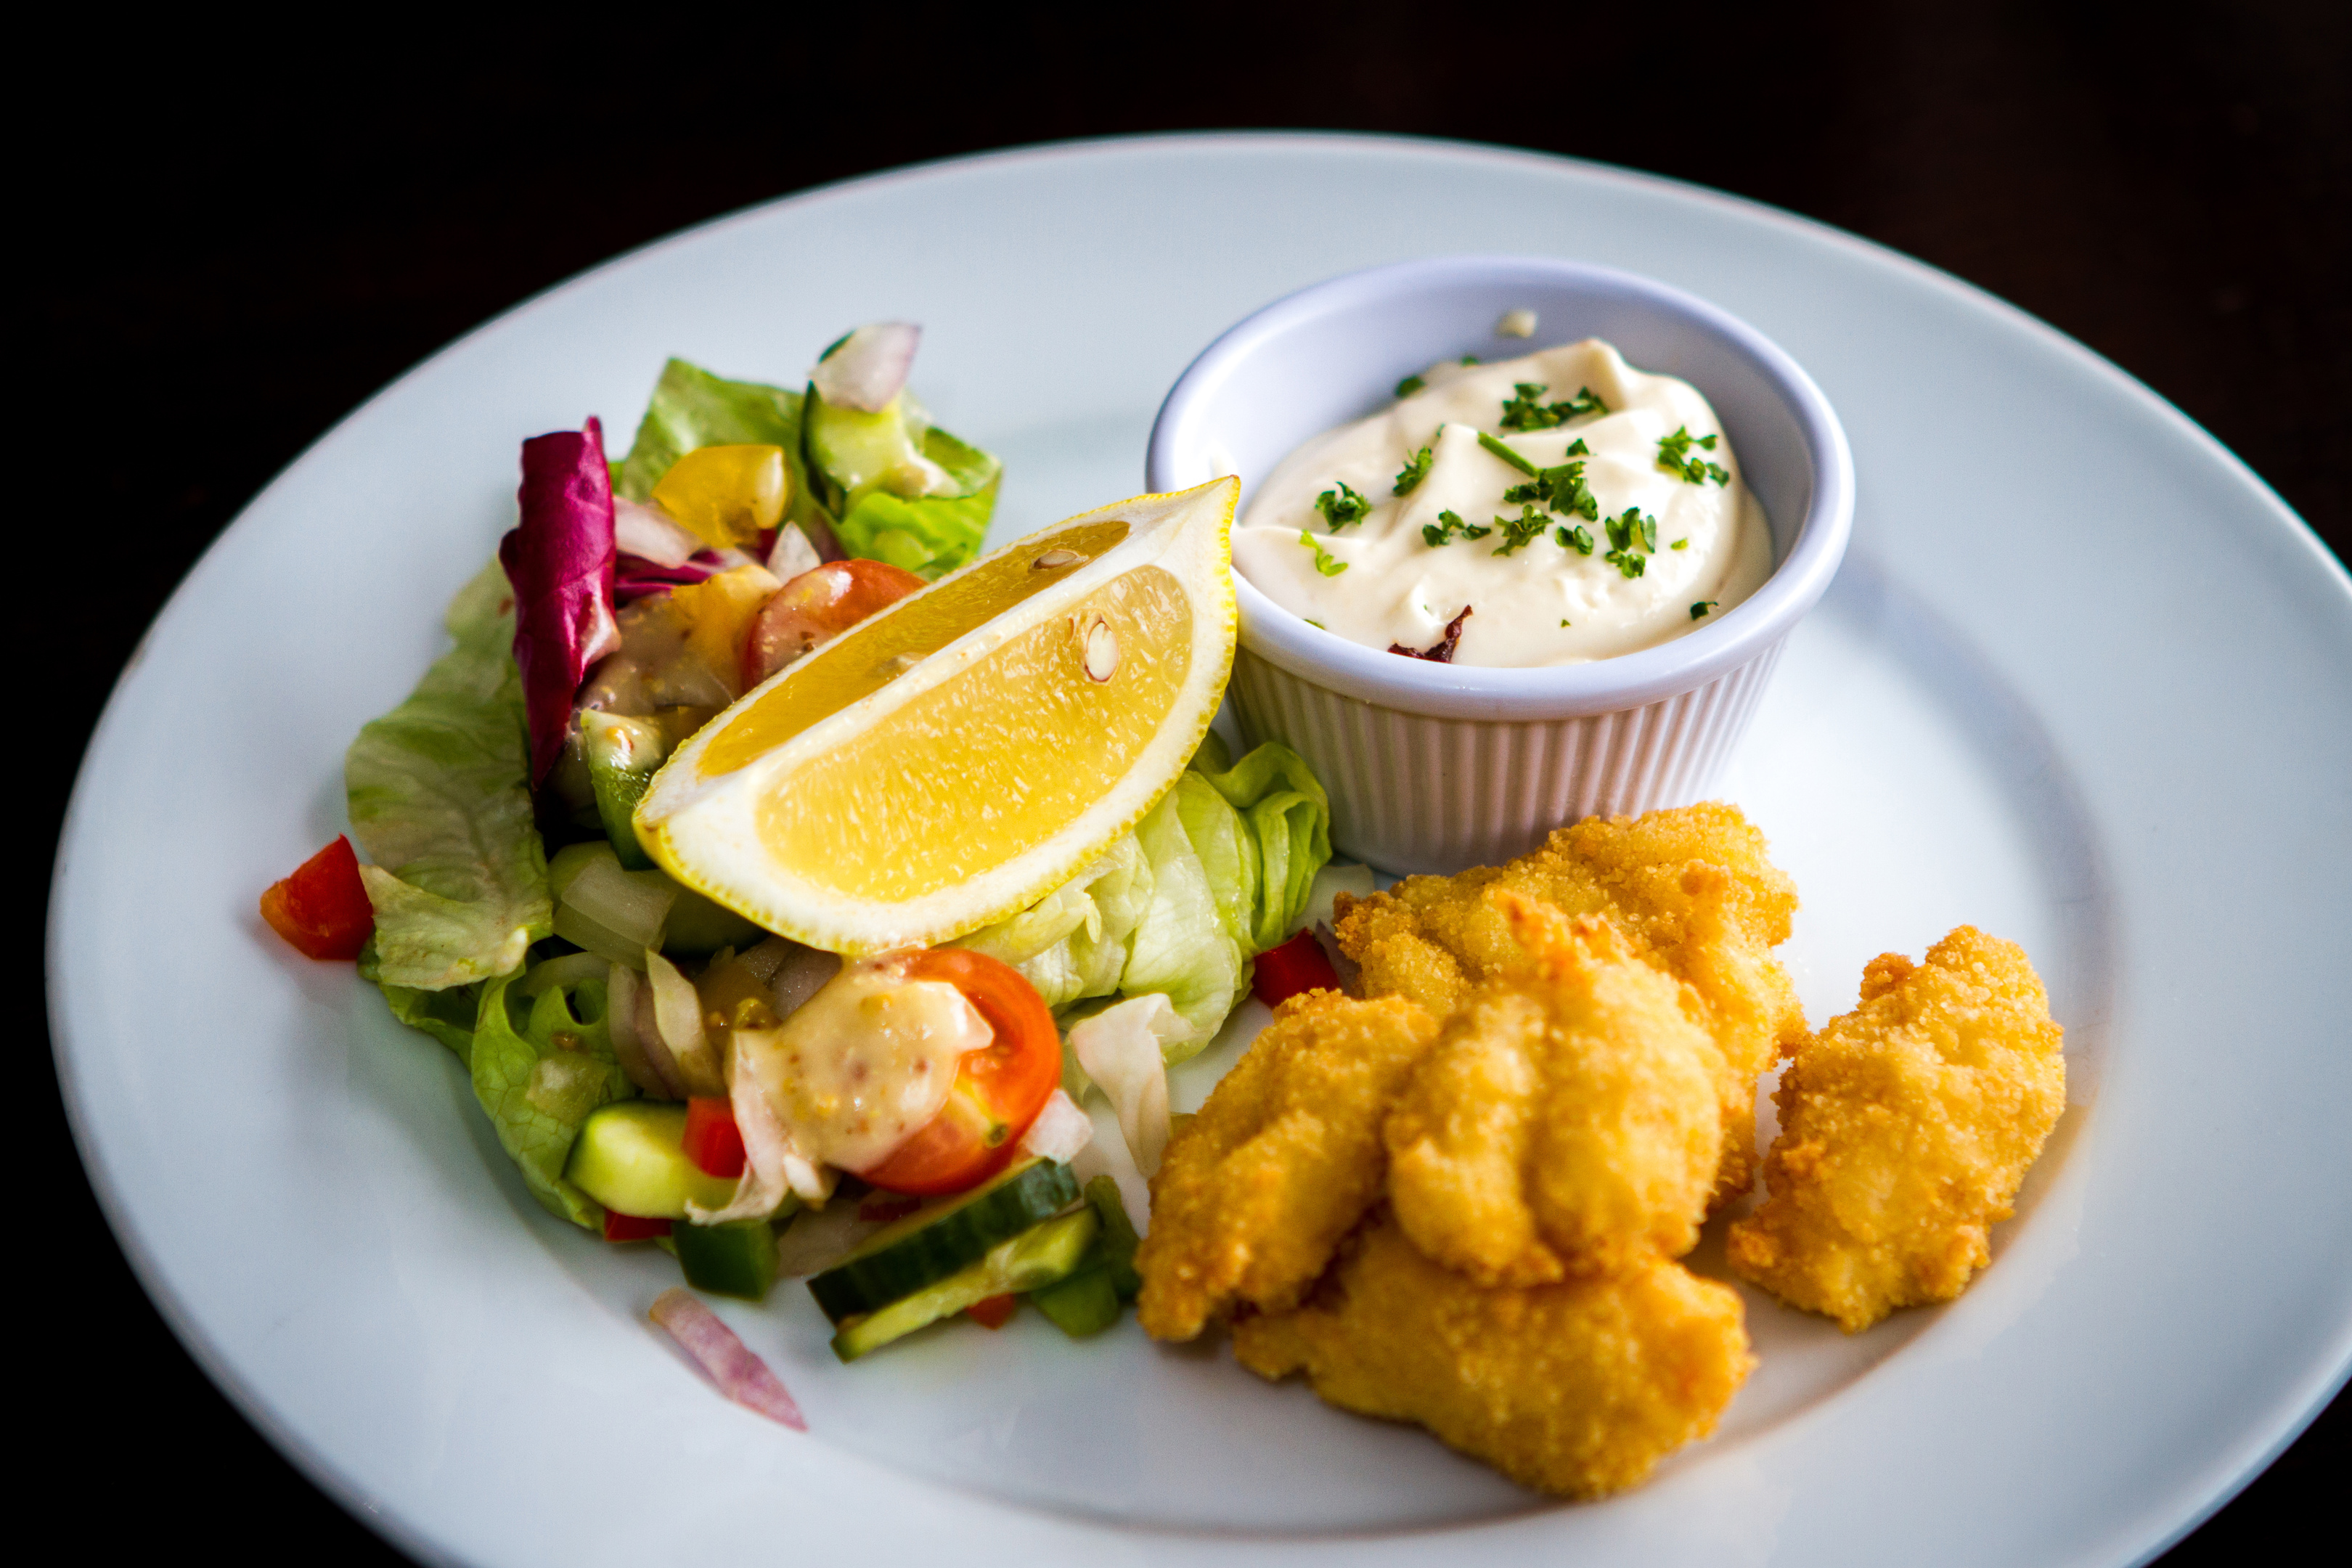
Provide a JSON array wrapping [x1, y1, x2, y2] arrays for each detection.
[[1230, 340, 1772, 666]]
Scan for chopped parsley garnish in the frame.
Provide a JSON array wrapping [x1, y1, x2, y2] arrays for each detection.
[[1306, 618, 1327, 629], [1556, 523, 1594, 555], [1559, 618, 1572, 627], [1460, 354, 1480, 365], [1490, 505, 1550, 557], [1604, 548, 1646, 579], [1315, 481, 1373, 530], [1498, 382, 1609, 431], [1421, 508, 1492, 547], [1298, 530, 1349, 576], [1601, 507, 1657, 555], [1475, 430, 1539, 475], [1394, 373, 1427, 398], [1670, 537, 1689, 550], [1657, 426, 1730, 486], [1392, 446, 1434, 497], [1690, 600, 1718, 619]]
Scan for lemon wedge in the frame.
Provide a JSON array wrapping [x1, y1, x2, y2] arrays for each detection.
[[635, 478, 1239, 954]]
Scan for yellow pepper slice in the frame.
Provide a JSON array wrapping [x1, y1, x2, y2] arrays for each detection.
[[651, 444, 788, 551]]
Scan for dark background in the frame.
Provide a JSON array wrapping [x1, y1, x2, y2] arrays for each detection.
[[32, 2, 2345, 1562]]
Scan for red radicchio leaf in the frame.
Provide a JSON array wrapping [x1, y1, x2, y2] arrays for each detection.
[[1389, 605, 1473, 663], [501, 418, 621, 783]]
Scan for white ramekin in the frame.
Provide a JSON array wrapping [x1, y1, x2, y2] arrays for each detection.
[[1146, 254, 1853, 874]]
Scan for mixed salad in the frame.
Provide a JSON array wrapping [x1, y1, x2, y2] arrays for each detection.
[[261, 324, 1355, 1380]]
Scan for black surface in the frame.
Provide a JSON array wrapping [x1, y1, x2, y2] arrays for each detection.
[[32, 4, 2346, 1564]]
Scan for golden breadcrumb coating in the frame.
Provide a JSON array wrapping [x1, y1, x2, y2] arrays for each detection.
[[1384, 895, 1724, 1285], [1233, 1215, 1755, 1500], [1726, 926, 2066, 1332], [1135, 992, 1440, 1341], [1335, 803, 1805, 1207]]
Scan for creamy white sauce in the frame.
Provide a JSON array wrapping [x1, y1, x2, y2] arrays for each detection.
[[1230, 340, 1773, 666], [731, 957, 990, 1173]]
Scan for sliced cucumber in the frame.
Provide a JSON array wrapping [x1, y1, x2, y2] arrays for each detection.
[[674, 1217, 777, 1301], [807, 1159, 1079, 1323], [1029, 1265, 1119, 1338], [565, 1102, 738, 1219], [831, 1209, 1098, 1363]]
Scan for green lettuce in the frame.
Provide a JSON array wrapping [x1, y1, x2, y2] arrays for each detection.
[[957, 740, 1333, 1063], [346, 561, 553, 990], [469, 970, 635, 1228], [831, 425, 1001, 579], [360, 941, 481, 1062]]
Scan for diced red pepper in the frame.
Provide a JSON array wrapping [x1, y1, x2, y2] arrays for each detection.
[[603, 1211, 672, 1243], [259, 836, 376, 960], [682, 1096, 748, 1179], [965, 1294, 1018, 1330], [1251, 930, 1341, 1008]]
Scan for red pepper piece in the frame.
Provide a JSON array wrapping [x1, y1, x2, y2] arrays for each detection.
[[682, 1097, 748, 1179], [603, 1211, 672, 1243], [965, 1294, 1018, 1330], [1251, 930, 1341, 1008], [259, 836, 376, 960]]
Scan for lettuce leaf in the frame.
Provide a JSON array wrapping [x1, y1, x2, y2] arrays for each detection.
[[502, 418, 619, 782], [831, 427, 1001, 580], [469, 971, 634, 1228], [347, 560, 554, 990], [955, 742, 1333, 1063], [361, 941, 481, 1062]]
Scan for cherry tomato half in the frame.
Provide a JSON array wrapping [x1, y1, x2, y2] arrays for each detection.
[[856, 948, 1061, 1196], [741, 559, 926, 688]]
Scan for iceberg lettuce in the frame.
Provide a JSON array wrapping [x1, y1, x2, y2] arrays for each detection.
[[346, 560, 553, 991], [956, 740, 1333, 1063], [613, 358, 833, 547], [470, 969, 634, 1228]]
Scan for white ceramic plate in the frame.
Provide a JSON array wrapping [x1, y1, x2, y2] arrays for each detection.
[[52, 136, 2352, 1567]]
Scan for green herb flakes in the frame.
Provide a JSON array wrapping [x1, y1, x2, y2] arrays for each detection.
[[1476, 431, 1539, 475], [1298, 530, 1349, 576], [1499, 383, 1609, 431], [1556, 523, 1595, 555], [1422, 509, 1493, 547], [1315, 482, 1373, 531], [1690, 600, 1718, 618], [1490, 505, 1550, 557], [1670, 538, 1689, 550], [1393, 446, 1434, 497], [1657, 426, 1729, 486], [1395, 374, 1428, 398]]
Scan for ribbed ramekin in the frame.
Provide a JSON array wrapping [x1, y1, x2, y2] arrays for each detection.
[[1146, 255, 1853, 874]]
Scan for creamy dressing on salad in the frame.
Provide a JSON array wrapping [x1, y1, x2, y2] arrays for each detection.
[[732, 958, 990, 1172], [1230, 340, 1773, 666]]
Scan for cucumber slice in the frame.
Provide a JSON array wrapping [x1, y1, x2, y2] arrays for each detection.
[[808, 1159, 1079, 1323], [1029, 1265, 1119, 1338], [565, 1102, 739, 1219], [674, 1217, 778, 1301], [831, 1209, 1098, 1363]]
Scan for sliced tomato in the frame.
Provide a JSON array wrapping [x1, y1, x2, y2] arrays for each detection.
[[855, 948, 1061, 1197], [741, 558, 926, 687], [603, 1211, 672, 1243], [1251, 929, 1340, 1008], [965, 1294, 1018, 1330], [682, 1096, 747, 1179], [260, 836, 375, 960]]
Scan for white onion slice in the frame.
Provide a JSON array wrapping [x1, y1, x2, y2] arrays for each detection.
[[562, 856, 677, 951], [772, 1201, 881, 1278], [1018, 1088, 1094, 1164], [766, 523, 822, 581], [648, 1289, 805, 1430], [613, 497, 701, 568], [768, 944, 841, 1020], [686, 1038, 796, 1222], [645, 949, 723, 1095], [809, 322, 920, 412], [1069, 995, 1183, 1177]]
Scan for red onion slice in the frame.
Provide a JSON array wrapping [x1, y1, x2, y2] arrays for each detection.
[[809, 322, 920, 412], [649, 1289, 805, 1431]]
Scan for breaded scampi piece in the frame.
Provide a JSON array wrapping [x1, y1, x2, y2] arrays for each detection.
[[1336, 803, 1805, 1207], [1135, 992, 1440, 1341], [1384, 894, 1724, 1285], [1233, 1215, 1755, 1500], [1726, 926, 2066, 1332]]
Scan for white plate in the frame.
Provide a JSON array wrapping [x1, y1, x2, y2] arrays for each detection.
[[52, 135, 2352, 1567]]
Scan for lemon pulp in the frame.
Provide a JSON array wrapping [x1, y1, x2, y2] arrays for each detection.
[[700, 517, 1130, 775], [758, 565, 1190, 901]]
